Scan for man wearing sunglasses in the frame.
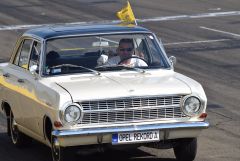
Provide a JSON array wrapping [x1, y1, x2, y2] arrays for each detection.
[[97, 38, 148, 67]]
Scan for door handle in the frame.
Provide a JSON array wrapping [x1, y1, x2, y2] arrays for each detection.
[[17, 79, 25, 83], [3, 73, 10, 78]]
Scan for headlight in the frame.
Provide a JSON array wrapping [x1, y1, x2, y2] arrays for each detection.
[[64, 103, 82, 124], [182, 96, 202, 116]]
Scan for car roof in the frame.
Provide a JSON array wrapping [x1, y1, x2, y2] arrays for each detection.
[[24, 24, 152, 40]]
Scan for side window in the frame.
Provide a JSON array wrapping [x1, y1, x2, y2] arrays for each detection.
[[17, 39, 33, 69], [13, 41, 22, 65], [29, 41, 41, 72], [135, 38, 149, 62]]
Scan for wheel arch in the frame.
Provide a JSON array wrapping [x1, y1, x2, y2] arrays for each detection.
[[1, 101, 11, 116], [43, 115, 53, 144], [1, 101, 11, 136]]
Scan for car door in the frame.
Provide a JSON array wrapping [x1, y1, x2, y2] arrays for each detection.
[[1, 37, 37, 128], [13, 38, 43, 136], [1, 63, 25, 126]]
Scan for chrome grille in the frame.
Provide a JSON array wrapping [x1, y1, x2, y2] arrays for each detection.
[[79, 96, 186, 124]]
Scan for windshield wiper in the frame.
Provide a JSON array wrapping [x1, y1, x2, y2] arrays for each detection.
[[96, 65, 146, 73], [50, 64, 101, 75]]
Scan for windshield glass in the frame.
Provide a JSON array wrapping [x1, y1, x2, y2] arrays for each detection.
[[43, 33, 170, 76]]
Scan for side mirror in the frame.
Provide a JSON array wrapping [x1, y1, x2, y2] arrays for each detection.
[[29, 65, 38, 74], [169, 56, 177, 67]]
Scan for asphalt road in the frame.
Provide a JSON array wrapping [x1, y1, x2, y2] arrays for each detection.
[[0, 0, 240, 161]]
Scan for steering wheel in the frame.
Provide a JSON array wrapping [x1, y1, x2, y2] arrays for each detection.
[[118, 56, 148, 65]]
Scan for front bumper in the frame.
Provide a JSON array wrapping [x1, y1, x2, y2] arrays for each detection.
[[52, 121, 209, 147]]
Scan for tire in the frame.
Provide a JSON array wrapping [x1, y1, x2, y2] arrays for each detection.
[[173, 138, 197, 161], [9, 111, 32, 147], [51, 135, 76, 161]]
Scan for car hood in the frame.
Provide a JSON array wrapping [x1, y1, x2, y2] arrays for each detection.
[[54, 70, 192, 101]]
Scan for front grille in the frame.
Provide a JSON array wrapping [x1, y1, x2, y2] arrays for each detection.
[[79, 96, 186, 125]]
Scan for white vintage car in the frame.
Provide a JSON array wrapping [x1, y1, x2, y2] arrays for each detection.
[[0, 24, 209, 161]]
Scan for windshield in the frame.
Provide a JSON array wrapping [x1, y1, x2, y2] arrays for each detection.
[[43, 33, 170, 76]]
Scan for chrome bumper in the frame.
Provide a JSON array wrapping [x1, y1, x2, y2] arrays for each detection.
[[52, 121, 209, 137]]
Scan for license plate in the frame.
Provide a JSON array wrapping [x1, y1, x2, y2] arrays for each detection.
[[112, 130, 159, 144]]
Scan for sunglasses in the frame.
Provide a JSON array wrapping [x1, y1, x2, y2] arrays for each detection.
[[119, 48, 133, 52]]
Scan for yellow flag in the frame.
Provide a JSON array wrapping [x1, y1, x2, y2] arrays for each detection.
[[116, 1, 136, 24]]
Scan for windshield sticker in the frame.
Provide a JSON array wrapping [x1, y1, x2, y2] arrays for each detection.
[[51, 68, 61, 74]]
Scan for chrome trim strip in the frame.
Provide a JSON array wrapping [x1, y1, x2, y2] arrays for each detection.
[[77, 94, 184, 103], [45, 31, 153, 40], [52, 121, 209, 137]]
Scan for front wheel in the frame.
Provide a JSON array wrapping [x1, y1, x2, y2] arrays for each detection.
[[51, 135, 76, 161], [173, 138, 197, 161]]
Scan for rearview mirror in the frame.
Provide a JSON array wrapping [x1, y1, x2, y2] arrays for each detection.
[[92, 41, 109, 47]]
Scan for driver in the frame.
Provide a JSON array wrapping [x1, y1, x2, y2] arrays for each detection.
[[97, 38, 148, 67]]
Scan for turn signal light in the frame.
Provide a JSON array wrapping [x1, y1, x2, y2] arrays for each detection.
[[199, 113, 207, 119], [54, 121, 63, 128]]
